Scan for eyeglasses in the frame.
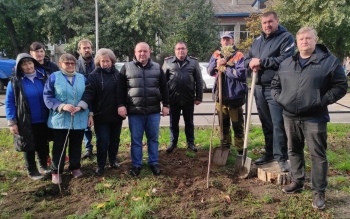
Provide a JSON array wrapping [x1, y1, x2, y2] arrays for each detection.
[[63, 62, 76, 66]]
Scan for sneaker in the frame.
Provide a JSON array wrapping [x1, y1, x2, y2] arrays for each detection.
[[82, 150, 92, 159], [254, 154, 275, 165], [129, 166, 141, 177], [39, 165, 52, 175], [187, 143, 198, 152], [282, 181, 303, 194], [166, 143, 177, 153], [149, 164, 161, 176], [312, 192, 326, 210], [28, 169, 44, 181], [95, 167, 104, 176], [110, 162, 120, 169], [278, 160, 290, 172], [71, 169, 83, 178], [52, 174, 62, 184]]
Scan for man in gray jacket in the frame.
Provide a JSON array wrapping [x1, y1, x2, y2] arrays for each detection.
[[271, 27, 348, 210]]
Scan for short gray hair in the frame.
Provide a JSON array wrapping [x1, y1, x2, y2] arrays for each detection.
[[296, 27, 317, 38], [94, 48, 117, 66]]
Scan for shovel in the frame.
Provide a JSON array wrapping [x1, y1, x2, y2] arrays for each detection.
[[234, 71, 257, 178], [212, 71, 229, 166]]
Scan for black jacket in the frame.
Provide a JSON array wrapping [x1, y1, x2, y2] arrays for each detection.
[[271, 44, 348, 119], [117, 58, 169, 115], [42, 56, 59, 76], [81, 66, 124, 123], [163, 56, 203, 106], [244, 25, 295, 86]]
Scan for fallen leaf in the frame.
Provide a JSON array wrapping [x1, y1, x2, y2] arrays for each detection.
[[12, 177, 17, 183], [145, 193, 150, 197], [224, 195, 231, 203], [96, 203, 106, 209], [1, 192, 8, 196], [103, 184, 112, 188], [151, 188, 157, 193], [131, 196, 142, 201]]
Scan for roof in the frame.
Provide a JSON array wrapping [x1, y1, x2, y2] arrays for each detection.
[[212, 0, 261, 16]]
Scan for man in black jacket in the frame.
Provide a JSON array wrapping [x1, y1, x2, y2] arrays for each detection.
[[244, 11, 295, 172], [118, 42, 169, 177], [271, 27, 347, 210], [163, 42, 203, 153]]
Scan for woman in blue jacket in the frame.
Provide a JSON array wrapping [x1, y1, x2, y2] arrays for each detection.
[[44, 53, 89, 184], [5, 53, 50, 180]]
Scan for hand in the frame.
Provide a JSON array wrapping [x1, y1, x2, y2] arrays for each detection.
[[216, 58, 227, 69], [118, 106, 127, 118], [249, 58, 261, 70], [10, 125, 19, 134], [88, 116, 94, 127], [71, 106, 82, 116], [162, 107, 169, 117], [63, 104, 76, 114], [194, 100, 201, 105]]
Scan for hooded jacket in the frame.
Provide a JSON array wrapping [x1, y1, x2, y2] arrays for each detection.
[[271, 44, 348, 120], [117, 57, 169, 115], [244, 25, 295, 86], [163, 55, 203, 106], [5, 53, 48, 151], [80, 65, 124, 123], [42, 56, 59, 76]]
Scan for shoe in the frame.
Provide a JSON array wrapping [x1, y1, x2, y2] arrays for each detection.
[[129, 166, 141, 177], [52, 174, 62, 184], [71, 169, 83, 178], [110, 162, 120, 169], [28, 169, 44, 181], [149, 164, 161, 176], [278, 161, 290, 172], [187, 143, 198, 152], [166, 143, 177, 153], [312, 192, 326, 210], [282, 181, 303, 194], [254, 154, 275, 165], [82, 150, 92, 159], [39, 165, 52, 175], [95, 167, 104, 176]]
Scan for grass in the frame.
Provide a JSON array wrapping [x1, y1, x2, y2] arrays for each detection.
[[1, 124, 350, 218]]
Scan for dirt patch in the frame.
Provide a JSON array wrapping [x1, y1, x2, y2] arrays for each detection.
[[0, 148, 349, 218]]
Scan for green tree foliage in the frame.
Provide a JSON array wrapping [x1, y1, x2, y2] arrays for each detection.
[[238, 13, 261, 54], [160, 0, 219, 61], [270, 0, 350, 59]]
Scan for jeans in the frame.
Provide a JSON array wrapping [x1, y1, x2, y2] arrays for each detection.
[[84, 127, 93, 151], [128, 113, 160, 167], [51, 129, 84, 174], [94, 122, 123, 169], [216, 102, 244, 151], [169, 104, 195, 145], [284, 116, 328, 192], [254, 85, 288, 161], [23, 123, 48, 174]]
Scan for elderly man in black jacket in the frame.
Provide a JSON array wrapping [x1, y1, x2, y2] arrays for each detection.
[[163, 42, 203, 153], [271, 27, 348, 210]]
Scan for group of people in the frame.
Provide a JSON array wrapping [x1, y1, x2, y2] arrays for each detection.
[[5, 10, 348, 210]]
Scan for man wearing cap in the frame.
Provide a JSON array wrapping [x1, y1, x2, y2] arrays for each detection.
[[207, 31, 247, 154], [244, 11, 295, 172]]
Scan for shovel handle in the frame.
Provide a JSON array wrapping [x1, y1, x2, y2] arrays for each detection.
[[243, 71, 257, 151], [218, 71, 224, 143]]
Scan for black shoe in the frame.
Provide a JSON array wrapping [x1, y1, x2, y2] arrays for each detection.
[[95, 167, 104, 176], [187, 143, 198, 152], [278, 160, 290, 172], [254, 154, 275, 165], [110, 162, 120, 169], [282, 181, 303, 194], [149, 164, 161, 176], [129, 166, 141, 177], [82, 150, 93, 159], [28, 169, 44, 181], [166, 143, 177, 153], [312, 192, 326, 210]]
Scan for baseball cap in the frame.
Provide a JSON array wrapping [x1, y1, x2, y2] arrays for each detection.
[[221, 31, 234, 39]]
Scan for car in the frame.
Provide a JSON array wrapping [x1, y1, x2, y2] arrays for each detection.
[[115, 62, 126, 71], [199, 62, 215, 91], [0, 58, 16, 91]]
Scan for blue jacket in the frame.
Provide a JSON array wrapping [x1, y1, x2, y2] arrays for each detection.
[[44, 71, 89, 129], [208, 49, 247, 102]]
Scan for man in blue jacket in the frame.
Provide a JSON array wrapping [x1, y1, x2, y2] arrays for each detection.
[[271, 27, 347, 209], [244, 11, 295, 172]]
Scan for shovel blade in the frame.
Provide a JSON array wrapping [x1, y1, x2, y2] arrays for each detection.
[[212, 147, 229, 166], [234, 155, 252, 179]]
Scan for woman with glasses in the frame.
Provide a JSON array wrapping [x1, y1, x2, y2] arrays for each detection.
[[5, 53, 50, 180], [77, 48, 124, 176], [44, 53, 89, 184]]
